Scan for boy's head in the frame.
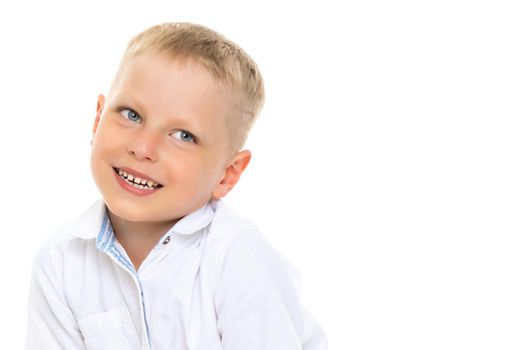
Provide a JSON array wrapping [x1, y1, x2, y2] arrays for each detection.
[[90, 23, 265, 225], [108, 22, 265, 152]]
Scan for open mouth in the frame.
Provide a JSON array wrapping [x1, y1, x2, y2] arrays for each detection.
[[113, 167, 163, 190]]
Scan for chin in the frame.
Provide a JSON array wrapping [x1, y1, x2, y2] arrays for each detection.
[[104, 197, 149, 221]]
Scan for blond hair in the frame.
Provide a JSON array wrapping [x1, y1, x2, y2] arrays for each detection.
[[110, 22, 265, 152]]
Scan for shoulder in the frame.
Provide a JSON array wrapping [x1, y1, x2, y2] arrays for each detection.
[[32, 233, 77, 284], [204, 200, 302, 295], [32, 201, 102, 272]]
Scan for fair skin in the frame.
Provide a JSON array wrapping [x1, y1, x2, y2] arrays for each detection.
[[90, 52, 251, 269]]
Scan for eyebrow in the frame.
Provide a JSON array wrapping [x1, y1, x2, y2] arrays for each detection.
[[110, 92, 148, 114]]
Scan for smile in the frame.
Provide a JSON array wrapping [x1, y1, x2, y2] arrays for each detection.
[[112, 167, 163, 190]]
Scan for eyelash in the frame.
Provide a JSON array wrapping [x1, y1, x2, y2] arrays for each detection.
[[118, 107, 197, 144], [118, 107, 142, 123]]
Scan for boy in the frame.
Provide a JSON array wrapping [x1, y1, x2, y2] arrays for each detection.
[[25, 22, 327, 350]]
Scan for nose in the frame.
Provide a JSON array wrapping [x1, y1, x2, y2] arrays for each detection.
[[127, 129, 161, 162]]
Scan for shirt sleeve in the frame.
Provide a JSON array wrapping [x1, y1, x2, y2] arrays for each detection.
[[25, 240, 87, 350], [214, 229, 328, 350]]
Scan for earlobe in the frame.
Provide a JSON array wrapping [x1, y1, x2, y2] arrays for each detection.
[[212, 150, 251, 199]]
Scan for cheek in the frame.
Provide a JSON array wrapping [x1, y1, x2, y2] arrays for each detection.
[[92, 124, 123, 154], [170, 156, 219, 187], [201, 162, 226, 189], [90, 138, 110, 161]]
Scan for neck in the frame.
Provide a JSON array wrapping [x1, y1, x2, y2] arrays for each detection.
[[107, 210, 179, 269]]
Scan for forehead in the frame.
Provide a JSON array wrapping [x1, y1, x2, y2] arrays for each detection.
[[108, 53, 234, 143]]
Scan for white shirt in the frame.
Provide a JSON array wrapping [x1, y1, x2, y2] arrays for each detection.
[[25, 199, 328, 350]]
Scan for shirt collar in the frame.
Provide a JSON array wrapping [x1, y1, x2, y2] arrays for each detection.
[[72, 199, 217, 242]]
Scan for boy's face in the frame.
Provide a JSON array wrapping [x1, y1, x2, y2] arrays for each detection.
[[90, 53, 249, 225]]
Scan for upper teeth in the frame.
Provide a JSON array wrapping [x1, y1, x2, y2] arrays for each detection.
[[117, 168, 160, 188]]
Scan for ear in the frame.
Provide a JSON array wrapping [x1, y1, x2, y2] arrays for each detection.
[[91, 94, 105, 146], [212, 150, 252, 199]]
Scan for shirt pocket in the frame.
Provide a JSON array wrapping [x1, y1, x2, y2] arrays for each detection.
[[77, 306, 141, 350]]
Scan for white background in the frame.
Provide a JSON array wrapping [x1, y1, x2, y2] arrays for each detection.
[[1, 0, 524, 349]]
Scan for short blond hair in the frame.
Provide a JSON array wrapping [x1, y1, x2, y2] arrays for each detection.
[[110, 22, 265, 152]]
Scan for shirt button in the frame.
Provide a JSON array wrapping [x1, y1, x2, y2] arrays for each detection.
[[162, 236, 171, 245]]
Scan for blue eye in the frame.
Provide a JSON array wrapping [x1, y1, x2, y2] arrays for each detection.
[[120, 108, 141, 122], [172, 130, 195, 143]]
